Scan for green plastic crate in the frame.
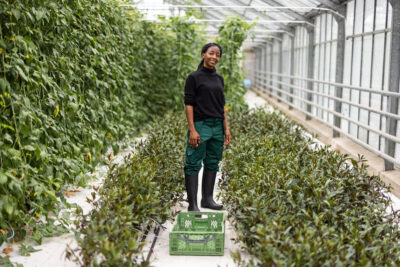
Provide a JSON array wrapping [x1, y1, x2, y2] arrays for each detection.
[[169, 212, 225, 256]]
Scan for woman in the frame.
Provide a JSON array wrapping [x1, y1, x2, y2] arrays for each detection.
[[183, 43, 231, 211]]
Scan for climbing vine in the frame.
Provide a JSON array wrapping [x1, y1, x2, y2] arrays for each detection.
[[216, 17, 254, 107], [0, 0, 203, 245]]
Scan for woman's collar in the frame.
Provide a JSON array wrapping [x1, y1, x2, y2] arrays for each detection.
[[201, 65, 216, 73]]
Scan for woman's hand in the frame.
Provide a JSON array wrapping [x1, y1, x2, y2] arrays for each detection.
[[224, 129, 231, 145], [189, 129, 201, 148]]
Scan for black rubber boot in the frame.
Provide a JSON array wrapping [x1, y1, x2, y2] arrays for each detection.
[[185, 174, 200, 211], [201, 169, 223, 210]]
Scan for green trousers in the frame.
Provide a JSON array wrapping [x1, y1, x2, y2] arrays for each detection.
[[184, 118, 225, 175]]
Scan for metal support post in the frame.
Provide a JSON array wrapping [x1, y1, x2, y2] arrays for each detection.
[[385, 0, 400, 170], [306, 25, 315, 120], [254, 48, 259, 88], [289, 28, 295, 110], [262, 44, 267, 93], [269, 43, 273, 96], [333, 5, 346, 137], [278, 38, 283, 102]]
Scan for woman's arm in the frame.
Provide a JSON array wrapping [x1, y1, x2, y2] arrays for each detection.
[[223, 106, 231, 145], [185, 105, 200, 148]]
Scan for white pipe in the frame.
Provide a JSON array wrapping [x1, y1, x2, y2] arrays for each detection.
[[121, 4, 345, 19], [142, 18, 314, 27]]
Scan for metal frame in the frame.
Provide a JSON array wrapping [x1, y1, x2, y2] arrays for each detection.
[[251, 82, 400, 166]]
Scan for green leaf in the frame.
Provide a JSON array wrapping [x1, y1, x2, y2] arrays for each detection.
[[1, 123, 15, 131], [0, 78, 10, 91], [0, 171, 7, 185], [15, 66, 28, 81], [32, 230, 43, 245], [0, 40, 7, 49], [4, 202, 13, 215], [3, 133, 13, 144], [24, 145, 35, 151], [11, 9, 22, 20], [18, 245, 41, 256]]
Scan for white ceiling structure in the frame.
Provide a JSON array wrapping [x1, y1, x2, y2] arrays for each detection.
[[124, 0, 345, 48]]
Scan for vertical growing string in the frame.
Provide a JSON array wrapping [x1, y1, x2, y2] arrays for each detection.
[[0, 22, 4, 169]]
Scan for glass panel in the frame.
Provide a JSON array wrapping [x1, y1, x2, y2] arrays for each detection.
[[370, 93, 381, 109], [319, 45, 325, 81], [364, 0, 375, 33], [332, 15, 338, 41], [360, 91, 370, 106], [380, 116, 386, 152], [315, 16, 320, 44], [369, 112, 380, 129], [350, 121, 358, 137], [387, 1, 392, 29], [384, 32, 391, 91], [360, 109, 369, 124], [371, 33, 385, 89], [361, 35, 373, 88], [359, 127, 368, 143], [314, 44, 320, 108], [375, 0, 388, 30], [380, 136, 385, 152], [324, 41, 331, 120], [346, 1, 355, 36], [327, 14, 332, 41], [331, 42, 337, 82], [343, 88, 350, 100], [321, 13, 326, 42], [352, 37, 362, 86], [343, 39, 352, 84], [325, 43, 331, 81], [369, 131, 379, 150], [354, 0, 364, 35], [342, 118, 349, 132]]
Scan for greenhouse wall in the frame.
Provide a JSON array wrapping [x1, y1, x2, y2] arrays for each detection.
[[248, 0, 399, 169]]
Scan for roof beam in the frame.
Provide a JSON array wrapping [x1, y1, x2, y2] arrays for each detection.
[[258, 0, 308, 21], [243, 0, 253, 17], [314, 0, 341, 10], [204, 0, 291, 31]]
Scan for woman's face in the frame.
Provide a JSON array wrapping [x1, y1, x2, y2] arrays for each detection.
[[202, 46, 221, 69]]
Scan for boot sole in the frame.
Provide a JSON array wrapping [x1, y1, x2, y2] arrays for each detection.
[[200, 204, 223, 210]]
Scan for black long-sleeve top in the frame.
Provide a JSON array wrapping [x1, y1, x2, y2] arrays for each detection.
[[184, 66, 225, 122]]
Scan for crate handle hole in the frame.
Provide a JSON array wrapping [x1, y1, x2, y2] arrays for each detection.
[[194, 214, 209, 219]]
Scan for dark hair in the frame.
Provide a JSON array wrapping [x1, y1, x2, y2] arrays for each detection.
[[197, 43, 223, 70]]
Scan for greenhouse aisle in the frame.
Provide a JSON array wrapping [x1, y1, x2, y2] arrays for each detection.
[[137, 90, 400, 267], [3, 90, 400, 266], [139, 90, 270, 267]]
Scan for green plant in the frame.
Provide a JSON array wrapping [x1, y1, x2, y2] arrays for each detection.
[[221, 108, 400, 266], [70, 113, 188, 266], [0, 0, 203, 245], [216, 17, 253, 107]]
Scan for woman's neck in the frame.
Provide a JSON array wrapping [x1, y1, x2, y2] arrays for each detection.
[[203, 63, 214, 70]]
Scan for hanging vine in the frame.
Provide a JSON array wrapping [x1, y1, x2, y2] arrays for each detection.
[[216, 17, 254, 107]]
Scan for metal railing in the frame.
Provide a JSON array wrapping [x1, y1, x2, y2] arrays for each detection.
[[250, 71, 400, 167]]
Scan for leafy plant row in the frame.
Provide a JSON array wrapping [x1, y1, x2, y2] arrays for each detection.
[[0, 0, 204, 243], [69, 113, 188, 266], [221, 108, 400, 266]]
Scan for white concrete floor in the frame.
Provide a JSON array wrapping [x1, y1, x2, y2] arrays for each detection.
[[141, 168, 250, 267], [2, 90, 400, 266]]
